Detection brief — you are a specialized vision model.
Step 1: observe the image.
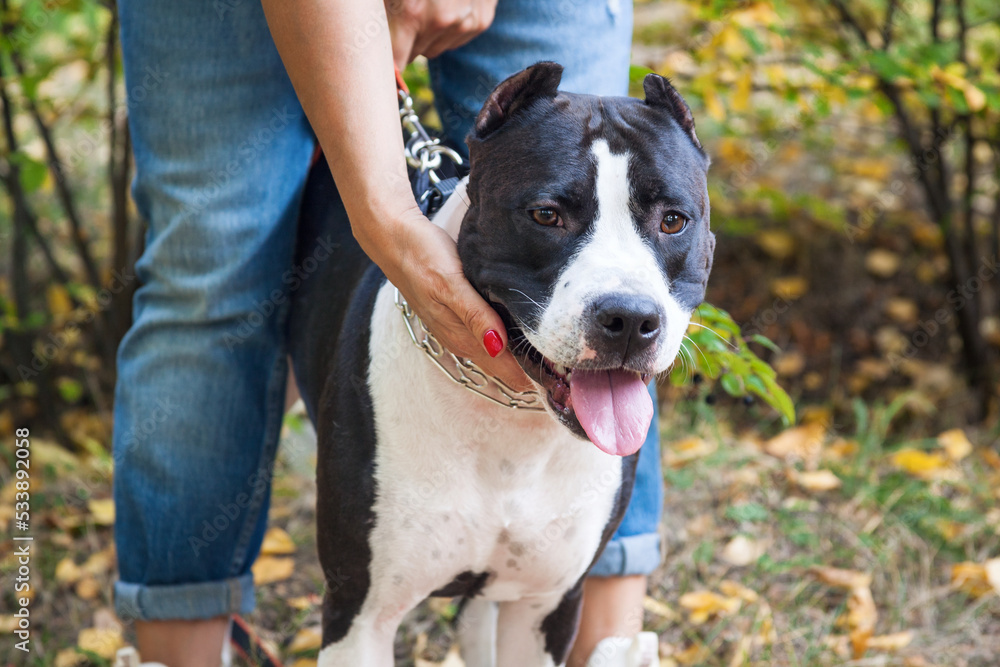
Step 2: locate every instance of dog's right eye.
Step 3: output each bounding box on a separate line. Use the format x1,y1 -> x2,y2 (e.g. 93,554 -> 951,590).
530,208 -> 561,227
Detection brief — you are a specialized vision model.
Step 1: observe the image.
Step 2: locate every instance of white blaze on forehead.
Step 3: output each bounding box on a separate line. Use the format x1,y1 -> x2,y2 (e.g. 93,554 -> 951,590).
527,138 -> 691,372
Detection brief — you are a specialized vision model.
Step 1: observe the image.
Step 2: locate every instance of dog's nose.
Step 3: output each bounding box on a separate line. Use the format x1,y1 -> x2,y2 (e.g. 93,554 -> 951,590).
589,294 -> 662,359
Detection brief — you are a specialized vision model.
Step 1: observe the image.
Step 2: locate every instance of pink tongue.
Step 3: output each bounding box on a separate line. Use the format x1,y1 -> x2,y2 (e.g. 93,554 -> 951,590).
570,369 -> 652,457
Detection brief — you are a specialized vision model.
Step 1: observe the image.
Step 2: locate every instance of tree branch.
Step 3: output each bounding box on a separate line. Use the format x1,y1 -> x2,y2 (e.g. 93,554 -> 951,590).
829,0 -> 873,49
7,50 -> 103,293
882,0 -> 898,49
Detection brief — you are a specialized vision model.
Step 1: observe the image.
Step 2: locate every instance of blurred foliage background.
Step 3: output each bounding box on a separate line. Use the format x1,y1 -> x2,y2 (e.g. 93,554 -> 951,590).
1,0 -> 1000,665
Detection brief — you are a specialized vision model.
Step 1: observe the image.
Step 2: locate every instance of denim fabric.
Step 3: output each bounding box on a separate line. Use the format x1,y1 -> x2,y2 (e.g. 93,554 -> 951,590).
589,383 -> 663,577
113,0 -> 658,622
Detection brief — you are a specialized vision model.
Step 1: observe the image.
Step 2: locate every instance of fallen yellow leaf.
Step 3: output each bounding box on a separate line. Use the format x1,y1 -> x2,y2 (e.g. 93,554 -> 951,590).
642,595 -> 679,621
951,561 -> 994,597
665,436 -> 715,467
679,590 -> 741,624
87,498 -> 115,526
867,631 -> 914,651
82,547 -> 115,576
773,351 -> 806,377
765,423 -> 825,467
721,535 -> 765,567
290,660 -> 318,667
824,438 -> 859,461
811,566 -> 871,590
54,649 -> 86,667
937,429 -> 972,461
891,448 -> 950,481
770,276 -> 809,300
288,626 -> 322,653
260,526 -> 297,555
75,576 -> 101,600
77,627 -> 125,659
847,585 -> 877,658
674,642 -> 711,666
287,595 -> 320,610
55,557 -> 83,585
252,556 -> 295,585
865,249 -> 901,278
986,558 -> 1000,595
718,580 -> 759,603
789,468 -> 842,492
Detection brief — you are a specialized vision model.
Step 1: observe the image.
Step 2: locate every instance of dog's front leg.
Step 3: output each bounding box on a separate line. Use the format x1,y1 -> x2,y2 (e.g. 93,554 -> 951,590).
496,583 -> 584,667
316,606 -> 406,667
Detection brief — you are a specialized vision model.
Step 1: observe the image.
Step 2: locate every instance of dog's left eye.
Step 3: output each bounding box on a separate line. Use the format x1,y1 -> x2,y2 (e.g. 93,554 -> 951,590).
660,212 -> 689,235
530,208 -> 561,227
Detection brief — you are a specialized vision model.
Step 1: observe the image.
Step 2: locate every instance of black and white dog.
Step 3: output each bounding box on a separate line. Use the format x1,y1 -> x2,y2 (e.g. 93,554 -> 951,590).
288,62 -> 714,666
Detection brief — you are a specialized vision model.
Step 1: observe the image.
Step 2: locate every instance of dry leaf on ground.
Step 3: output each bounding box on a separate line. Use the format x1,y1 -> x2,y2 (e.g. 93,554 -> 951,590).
867,631 -> 914,651
891,448 -> 956,481
665,436 -> 715,466
865,249 -> 901,278
788,468 -> 842,492
721,535 -> 766,566
87,498 -> 115,526
288,625 -> 322,653
251,556 -> 295,585
260,526 -> 297,555
77,627 -> 125,659
679,590 -> 742,624
55,557 -> 83,585
765,423 -> 825,468
952,559 -> 1000,598
937,429 -> 972,461
811,566 -> 871,590
643,595 -> 679,620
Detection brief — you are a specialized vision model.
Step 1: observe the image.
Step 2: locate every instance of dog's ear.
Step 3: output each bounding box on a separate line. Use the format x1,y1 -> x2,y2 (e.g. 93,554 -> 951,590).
643,73 -> 703,151
474,62 -> 563,138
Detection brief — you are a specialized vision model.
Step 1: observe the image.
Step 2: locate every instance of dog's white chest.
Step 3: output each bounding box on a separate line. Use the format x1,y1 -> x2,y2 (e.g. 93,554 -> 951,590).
363,284 -> 622,604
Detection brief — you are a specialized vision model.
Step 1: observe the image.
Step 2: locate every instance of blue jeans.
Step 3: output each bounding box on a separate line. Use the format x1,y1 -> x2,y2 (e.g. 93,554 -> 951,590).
113,0 -> 658,622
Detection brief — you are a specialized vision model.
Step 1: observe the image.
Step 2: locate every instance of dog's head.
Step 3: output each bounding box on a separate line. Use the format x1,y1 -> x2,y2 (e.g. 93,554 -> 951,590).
458,62 -> 715,456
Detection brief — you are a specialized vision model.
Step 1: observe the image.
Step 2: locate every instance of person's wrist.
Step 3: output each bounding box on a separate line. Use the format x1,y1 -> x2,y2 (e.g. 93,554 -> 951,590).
349,194 -> 426,281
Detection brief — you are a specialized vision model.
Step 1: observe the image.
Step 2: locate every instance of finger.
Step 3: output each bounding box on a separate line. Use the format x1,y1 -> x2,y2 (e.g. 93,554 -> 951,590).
481,352 -> 535,393
418,11 -> 490,60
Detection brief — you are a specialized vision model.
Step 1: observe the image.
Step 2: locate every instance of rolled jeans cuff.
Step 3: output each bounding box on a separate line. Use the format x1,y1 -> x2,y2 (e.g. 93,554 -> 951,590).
114,574 -> 254,622
588,533 -> 662,577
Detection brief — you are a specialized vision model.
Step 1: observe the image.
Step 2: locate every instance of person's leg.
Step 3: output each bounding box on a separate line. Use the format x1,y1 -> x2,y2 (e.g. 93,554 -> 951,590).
113,1 -> 313,664
429,0 -> 634,152
569,383 -> 662,666
428,4 -> 663,663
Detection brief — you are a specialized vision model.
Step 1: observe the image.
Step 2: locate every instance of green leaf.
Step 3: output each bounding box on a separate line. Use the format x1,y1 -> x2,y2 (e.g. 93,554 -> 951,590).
56,377 -> 84,403
720,372 -> 743,396
11,153 -> 48,193
750,334 -> 782,354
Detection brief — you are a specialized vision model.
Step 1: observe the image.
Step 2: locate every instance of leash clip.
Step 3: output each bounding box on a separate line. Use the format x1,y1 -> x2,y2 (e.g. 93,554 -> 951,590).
399,89 -> 463,184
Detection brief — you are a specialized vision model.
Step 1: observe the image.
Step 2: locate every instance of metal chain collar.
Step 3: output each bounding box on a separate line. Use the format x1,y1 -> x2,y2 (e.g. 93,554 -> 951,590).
396,83 -> 544,411
394,288 -> 545,411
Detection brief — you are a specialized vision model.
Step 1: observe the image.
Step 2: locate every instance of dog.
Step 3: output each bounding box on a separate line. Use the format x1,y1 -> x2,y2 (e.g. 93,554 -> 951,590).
288,61 -> 714,666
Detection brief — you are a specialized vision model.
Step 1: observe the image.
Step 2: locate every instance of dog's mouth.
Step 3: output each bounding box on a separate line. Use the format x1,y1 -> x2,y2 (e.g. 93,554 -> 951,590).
504,318 -> 653,458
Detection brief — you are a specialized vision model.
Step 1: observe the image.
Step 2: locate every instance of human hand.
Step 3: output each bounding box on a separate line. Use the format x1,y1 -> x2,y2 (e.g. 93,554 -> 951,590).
386,0 -> 498,70
355,203 -> 533,393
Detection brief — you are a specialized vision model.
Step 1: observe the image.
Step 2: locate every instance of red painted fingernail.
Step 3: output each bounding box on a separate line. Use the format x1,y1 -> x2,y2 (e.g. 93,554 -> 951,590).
483,330 -> 503,358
